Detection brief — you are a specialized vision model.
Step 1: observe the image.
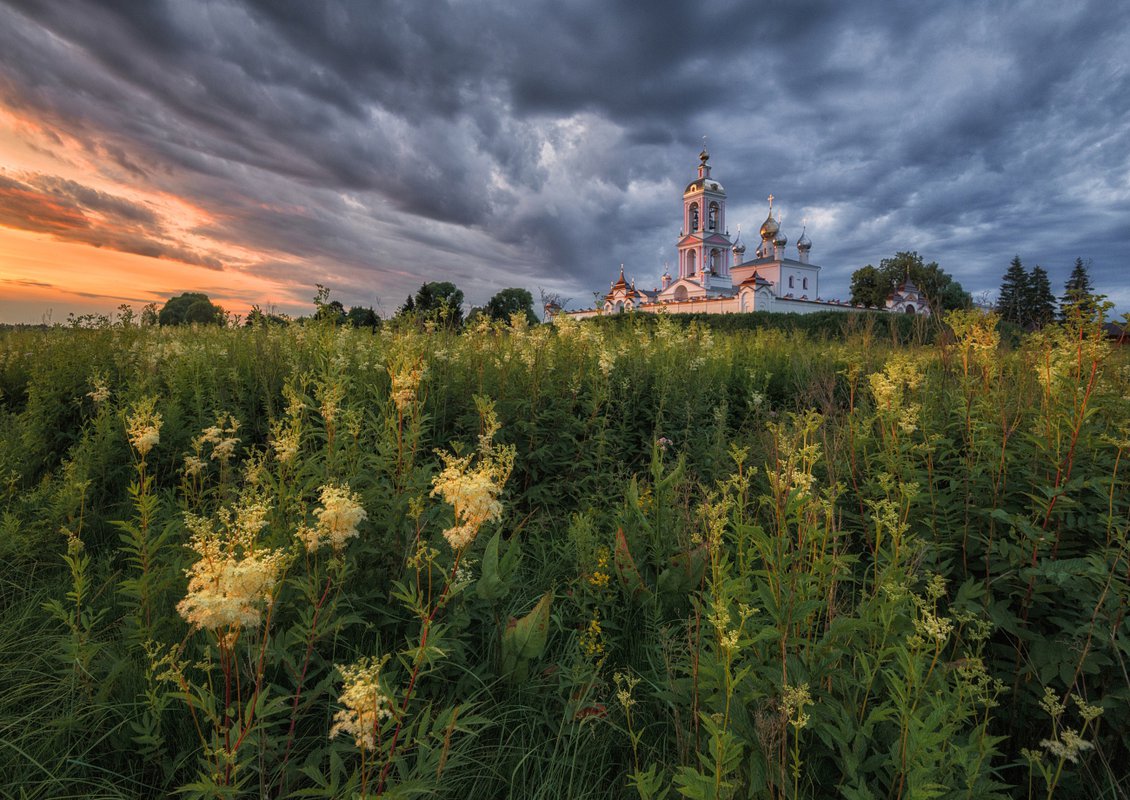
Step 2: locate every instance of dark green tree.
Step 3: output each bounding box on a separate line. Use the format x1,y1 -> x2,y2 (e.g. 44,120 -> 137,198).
158,292 -> 223,326
996,255 -> 1029,325
849,251 -> 970,313
849,265 -> 888,308
1060,257 -> 1097,320
313,300 -> 347,325
245,305 -> 289,326
1026,265 -> 1056,328
397,282 -> 464,327
347,306 -> 380,329
485,288 -> 538,325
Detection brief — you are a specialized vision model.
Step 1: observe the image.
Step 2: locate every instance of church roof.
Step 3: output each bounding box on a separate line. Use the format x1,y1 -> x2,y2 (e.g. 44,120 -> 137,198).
738,272 -> 772,288
684,178 -> 725,194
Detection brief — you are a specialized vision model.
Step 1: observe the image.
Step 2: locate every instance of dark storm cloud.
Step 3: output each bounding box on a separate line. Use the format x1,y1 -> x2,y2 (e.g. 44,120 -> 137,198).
1,0 -> 1127,311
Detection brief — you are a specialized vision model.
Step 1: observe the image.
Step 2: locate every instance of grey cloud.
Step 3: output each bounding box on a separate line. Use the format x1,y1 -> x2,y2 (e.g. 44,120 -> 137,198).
1,0 -> 1127,313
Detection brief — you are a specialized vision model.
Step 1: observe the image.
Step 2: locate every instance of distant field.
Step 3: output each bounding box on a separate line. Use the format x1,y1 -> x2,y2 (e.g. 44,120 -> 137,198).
0,312 -> 1125,799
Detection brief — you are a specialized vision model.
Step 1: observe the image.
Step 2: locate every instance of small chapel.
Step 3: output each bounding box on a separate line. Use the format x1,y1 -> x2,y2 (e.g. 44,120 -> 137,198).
561,147 -> 928,318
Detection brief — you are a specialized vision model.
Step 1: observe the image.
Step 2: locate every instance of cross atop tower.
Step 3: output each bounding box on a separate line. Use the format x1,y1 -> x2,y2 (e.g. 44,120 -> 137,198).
767,194 -> 774,209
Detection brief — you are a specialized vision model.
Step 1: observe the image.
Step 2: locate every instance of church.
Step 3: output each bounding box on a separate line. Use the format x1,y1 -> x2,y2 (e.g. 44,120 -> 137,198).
560,147 -> 927,318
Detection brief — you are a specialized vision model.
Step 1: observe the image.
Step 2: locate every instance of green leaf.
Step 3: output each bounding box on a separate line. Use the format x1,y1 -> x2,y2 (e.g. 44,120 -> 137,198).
615,527 -> 648,598
501,590 -> 553,680
477,530 -> 504,601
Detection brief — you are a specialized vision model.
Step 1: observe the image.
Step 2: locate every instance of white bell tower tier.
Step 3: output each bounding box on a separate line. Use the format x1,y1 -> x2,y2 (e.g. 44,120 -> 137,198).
676,146 -> 733,292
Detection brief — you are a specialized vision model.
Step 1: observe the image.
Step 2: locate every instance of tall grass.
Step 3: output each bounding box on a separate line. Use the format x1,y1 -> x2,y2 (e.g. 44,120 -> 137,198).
0,309 -> 1125,798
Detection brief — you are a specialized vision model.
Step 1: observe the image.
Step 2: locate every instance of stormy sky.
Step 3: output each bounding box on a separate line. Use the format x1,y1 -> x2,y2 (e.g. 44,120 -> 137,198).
0,0 -> 1127,321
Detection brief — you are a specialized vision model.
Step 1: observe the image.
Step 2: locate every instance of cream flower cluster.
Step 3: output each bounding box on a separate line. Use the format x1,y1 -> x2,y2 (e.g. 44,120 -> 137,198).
431,401 -> 515,552
176,498 -> 288,632
330,655 -> 393,751
389,362 -> 426,412
869,352 -> 925,433
781,682 -> 813,731
126,397 -> 162,457
299,483 -> 368,553
270,382 -> 306,464
200,414 -> 241,463
87,376 -> 110,405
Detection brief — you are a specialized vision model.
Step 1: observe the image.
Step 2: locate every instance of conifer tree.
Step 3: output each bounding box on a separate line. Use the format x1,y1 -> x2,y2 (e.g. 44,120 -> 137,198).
996,255 -> 1029,325
1026,265 -> 1056,328
1060,257 -> 1096,320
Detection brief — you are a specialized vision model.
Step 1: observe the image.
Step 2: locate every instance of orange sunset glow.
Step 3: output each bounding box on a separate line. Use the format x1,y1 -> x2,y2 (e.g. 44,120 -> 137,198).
0,107 -> 310,323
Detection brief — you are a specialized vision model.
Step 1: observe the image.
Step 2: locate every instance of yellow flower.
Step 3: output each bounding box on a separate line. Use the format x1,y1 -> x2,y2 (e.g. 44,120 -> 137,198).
580,610 -> 605,660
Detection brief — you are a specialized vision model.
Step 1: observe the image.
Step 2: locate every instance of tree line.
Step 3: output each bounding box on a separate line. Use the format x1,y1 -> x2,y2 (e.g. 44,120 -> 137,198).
154,282 -> 540,330
996,255 -> 1102,328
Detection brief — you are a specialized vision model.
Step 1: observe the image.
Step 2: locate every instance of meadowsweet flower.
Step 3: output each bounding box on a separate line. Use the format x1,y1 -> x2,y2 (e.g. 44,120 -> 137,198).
945,309 -> 1000,379
270,420 -> 300,464
781,683 -> 812,731
299,483 -> 367,553
868,352 -> 925,434
389,360 -> 426,412
598,346 -> 616,376
319,381 -> 345,425
1041,729 -> 1093,764
176,497 -> 287,632
1075,696 -> 1104,723
431,399 -> 515,552
87,377 -> 110,405
614,671 -> 639,711
1040,686 -> 1067,720
925,573 -> 947,601
184,455 -> 206,477
765,411 -> 823,500
915,610 -> 953,646
126,397 -> 162,457
330,655 -> 393,751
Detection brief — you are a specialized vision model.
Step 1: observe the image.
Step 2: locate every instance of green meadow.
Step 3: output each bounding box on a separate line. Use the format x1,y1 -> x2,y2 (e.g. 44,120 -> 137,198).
0,309 -> 1126,799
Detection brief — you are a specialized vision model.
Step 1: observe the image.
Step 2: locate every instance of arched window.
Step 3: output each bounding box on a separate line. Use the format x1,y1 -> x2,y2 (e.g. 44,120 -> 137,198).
788,275 -> 794,289
687,250 -> 696,275
802,277 -> 808,290
708,202 -> 719,231
905,304 -> 915,314
673,285 -> 689,301
689,203 -> 699,232
709,249 -> 720,273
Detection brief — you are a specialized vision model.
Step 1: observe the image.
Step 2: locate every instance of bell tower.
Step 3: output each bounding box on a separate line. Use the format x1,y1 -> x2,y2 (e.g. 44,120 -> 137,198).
677,144 -> 732,290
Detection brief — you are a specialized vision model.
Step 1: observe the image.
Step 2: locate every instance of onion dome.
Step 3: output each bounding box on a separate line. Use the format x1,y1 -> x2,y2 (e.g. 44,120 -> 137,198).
774,225 -> 787,248
796,226 -> 812,252
733,240 -> 746,256
759,211 -> 779,241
